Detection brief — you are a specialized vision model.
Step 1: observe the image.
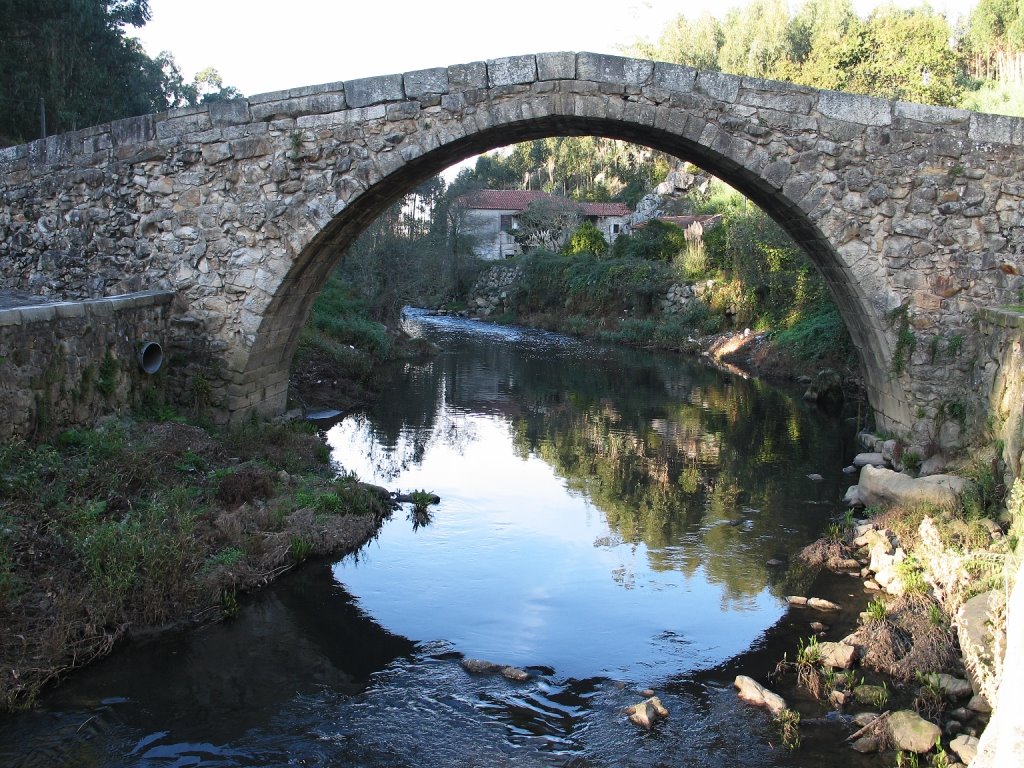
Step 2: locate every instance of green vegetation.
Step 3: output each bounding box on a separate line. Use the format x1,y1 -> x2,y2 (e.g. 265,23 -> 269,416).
0,1 -> 240,145
866,596 -> 888,622
627,0 -> 1024,116
0,416 -> 393,710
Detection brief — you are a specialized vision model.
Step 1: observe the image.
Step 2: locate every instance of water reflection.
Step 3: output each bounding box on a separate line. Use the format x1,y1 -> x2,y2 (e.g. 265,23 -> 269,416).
328,311 -> 853,680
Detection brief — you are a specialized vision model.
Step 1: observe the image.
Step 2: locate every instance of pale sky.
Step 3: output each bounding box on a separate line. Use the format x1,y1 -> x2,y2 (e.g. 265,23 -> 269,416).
135,0 -> 976,98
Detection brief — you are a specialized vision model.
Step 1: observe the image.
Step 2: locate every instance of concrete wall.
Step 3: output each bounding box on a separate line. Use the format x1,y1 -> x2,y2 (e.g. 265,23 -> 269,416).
0,291 -> 176,440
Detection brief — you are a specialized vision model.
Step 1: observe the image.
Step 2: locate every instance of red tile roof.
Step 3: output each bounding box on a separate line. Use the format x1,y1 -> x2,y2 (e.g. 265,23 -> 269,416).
463,189 -> 630,217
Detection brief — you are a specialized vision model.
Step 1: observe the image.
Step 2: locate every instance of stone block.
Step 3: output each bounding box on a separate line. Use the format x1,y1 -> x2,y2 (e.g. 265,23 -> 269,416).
404,67 -> 449,99
536,52 -> 575,80
487,55 -> 537,87
695,70 -> 740,102
447,61 -> 487,89
208,98 -> 251,127
156,112 -> 213,140
817,91 -> 891,126
110,114 -> 158,146
895,101 -> 971,125
652,62 -> 697,92
887,710 -> 941,754
969,113 -> 1019,145
344,74 -> 404,108
577,52 -> 653,86
250,92 -> 347,121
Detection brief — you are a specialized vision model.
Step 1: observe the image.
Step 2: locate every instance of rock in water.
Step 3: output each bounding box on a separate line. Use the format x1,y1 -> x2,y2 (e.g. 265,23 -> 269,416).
806,597 -> 841,611
857,464 -> 970,508
887,710 -> 941,754
461,659 -> 500,675
500,666 -> 530,682
734,675 -> 786,716
627,696 -> 669,729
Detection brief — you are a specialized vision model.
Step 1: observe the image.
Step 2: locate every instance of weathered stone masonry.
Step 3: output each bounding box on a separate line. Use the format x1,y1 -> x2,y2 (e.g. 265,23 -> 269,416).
0,51 -> 1022,452
0,291 -> 174,440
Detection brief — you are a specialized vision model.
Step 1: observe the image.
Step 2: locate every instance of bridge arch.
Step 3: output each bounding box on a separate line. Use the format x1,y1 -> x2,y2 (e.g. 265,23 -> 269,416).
2,52 -> 1022,448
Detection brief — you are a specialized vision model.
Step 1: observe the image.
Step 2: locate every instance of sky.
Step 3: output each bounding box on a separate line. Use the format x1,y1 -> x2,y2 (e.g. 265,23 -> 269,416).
135,0 -> 976,99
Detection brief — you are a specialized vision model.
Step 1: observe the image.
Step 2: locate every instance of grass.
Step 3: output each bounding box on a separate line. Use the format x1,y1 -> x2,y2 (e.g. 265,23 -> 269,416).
772,304 -> 852,363
0,416 -> 393,711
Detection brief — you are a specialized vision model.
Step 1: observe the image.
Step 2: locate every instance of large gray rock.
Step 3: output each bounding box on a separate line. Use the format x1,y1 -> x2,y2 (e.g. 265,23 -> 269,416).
734,675 -> 787,716
950,734 -> 979,764
818,641 -> 857,669
887,709 -> 941,754
858,465 -> 970,509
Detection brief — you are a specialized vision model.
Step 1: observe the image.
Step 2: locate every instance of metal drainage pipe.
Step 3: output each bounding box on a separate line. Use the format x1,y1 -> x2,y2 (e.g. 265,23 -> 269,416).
137,341 -> 163,374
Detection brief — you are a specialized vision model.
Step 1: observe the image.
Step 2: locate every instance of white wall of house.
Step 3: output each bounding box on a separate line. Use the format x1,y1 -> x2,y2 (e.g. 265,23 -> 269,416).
464,209 -> 629,260
464,208 -> 522,260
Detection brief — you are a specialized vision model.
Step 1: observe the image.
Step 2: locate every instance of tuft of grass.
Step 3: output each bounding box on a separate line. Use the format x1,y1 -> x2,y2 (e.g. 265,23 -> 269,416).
289,535 -> 314,564
866,597 -> 888,623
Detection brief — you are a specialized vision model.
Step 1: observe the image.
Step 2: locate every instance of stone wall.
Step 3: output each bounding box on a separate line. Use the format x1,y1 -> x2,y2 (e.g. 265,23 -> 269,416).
974,308 -> 1024,479
466,264 -> 521,316
1,51 -> 1022,439
0,291 -> 176,440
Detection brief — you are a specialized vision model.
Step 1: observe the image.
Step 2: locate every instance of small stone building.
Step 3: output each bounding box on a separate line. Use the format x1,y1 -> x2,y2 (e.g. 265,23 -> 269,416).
461,189 -> 630,259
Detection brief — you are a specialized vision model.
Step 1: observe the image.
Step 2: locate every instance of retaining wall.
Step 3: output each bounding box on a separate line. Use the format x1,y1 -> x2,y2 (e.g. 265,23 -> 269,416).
0,291 -> 176,440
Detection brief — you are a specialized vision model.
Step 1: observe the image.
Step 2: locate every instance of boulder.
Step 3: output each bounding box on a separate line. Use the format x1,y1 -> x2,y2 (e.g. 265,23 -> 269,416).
858,465 -> 970,509
500,666 -> 530,682
967,694 -> 991,713
854,452 -> 886,468
819,641 -> 857,669
803,368 -> 844,407
843,485 -> 864,508
627,696 -> 669,729
734,675 -> 787,716
950,734 -> 979,764
851,735 -> 880,753
807,597 -> 842,611
461,659 -> 500,674
935,674 -> 973,700
855,528 -> 894,553
919,453 -> 947,477
887,709 -> 942,754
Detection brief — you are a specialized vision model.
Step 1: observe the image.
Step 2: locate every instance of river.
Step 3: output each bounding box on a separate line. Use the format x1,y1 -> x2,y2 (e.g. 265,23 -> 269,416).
0,309 -> 878,767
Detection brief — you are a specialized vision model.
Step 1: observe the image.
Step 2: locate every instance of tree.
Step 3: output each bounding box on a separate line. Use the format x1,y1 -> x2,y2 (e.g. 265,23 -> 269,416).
0,2 -> 242,144
841,7 -> 963,106
718,0 -> 792,78
564,221 -> 609,257
514,198 -> 583,252
634,12 -> 724,71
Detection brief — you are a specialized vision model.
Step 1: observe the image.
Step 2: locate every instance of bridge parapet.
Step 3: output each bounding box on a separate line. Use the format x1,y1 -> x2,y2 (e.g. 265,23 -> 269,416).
1,52 -> 1022,451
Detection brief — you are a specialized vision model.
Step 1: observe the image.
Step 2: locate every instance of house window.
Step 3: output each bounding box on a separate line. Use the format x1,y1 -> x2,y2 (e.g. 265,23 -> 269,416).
612,223 -> 620,234
500,214 -> 513,233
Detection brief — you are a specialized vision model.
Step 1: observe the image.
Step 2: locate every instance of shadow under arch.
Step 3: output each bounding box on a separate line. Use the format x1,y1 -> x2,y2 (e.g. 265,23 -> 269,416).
247,112 -> 895,429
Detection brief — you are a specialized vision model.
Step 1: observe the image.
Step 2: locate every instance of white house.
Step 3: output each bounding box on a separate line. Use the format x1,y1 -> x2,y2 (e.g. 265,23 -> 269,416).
460,189 -> 631,260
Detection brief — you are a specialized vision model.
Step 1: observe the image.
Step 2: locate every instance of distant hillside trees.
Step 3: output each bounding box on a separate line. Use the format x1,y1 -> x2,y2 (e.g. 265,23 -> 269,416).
627,0 -> 1024,112
0,0 -> 239,145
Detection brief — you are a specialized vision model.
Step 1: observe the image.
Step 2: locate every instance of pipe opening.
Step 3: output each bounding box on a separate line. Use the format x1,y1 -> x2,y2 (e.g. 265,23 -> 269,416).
137,341 -> 163,374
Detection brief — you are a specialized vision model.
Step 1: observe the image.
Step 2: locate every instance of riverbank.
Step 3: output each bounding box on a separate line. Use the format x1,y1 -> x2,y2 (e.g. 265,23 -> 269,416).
0,417 -> 397,712
741,448 -> 1024,765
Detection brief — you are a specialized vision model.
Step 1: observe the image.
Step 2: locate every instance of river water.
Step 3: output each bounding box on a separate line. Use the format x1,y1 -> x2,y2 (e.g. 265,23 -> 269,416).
0,310 -> 877,767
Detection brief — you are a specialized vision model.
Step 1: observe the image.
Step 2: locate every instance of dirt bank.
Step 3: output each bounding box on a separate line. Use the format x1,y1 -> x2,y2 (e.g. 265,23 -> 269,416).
0,418 -> 395,711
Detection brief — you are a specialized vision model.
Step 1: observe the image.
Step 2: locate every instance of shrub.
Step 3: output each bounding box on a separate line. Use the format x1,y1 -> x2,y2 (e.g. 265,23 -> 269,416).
563,220 -> 608,257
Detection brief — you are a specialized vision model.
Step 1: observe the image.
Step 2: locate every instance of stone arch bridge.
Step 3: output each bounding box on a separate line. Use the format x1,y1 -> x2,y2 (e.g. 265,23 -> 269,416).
1,52 -> 1022,455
